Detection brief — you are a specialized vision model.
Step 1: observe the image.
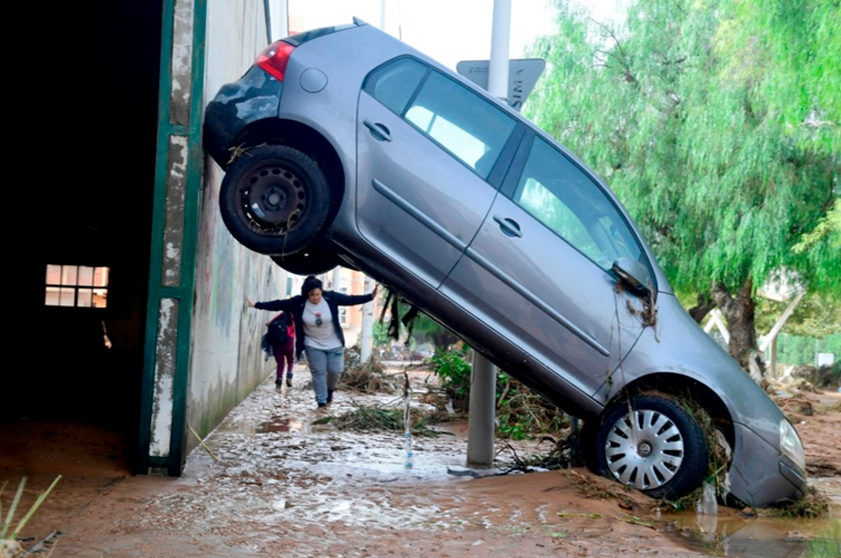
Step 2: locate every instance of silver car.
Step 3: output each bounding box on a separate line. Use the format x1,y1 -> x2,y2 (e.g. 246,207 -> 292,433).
204,19 -> 807,507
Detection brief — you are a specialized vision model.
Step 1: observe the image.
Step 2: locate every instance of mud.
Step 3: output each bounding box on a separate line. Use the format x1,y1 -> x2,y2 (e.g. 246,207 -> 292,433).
3,367 -> 839,558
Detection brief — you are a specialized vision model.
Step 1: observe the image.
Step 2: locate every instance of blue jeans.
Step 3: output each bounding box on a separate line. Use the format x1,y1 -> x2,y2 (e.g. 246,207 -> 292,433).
305,346 -> 344,405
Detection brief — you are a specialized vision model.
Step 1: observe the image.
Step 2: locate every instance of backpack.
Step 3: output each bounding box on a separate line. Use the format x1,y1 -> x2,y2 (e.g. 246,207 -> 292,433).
266,313 -> 290,345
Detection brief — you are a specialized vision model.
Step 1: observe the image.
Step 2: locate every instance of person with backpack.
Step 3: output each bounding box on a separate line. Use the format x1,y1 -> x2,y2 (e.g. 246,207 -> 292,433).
266,311 -> 295,387
246,276 -> 378,408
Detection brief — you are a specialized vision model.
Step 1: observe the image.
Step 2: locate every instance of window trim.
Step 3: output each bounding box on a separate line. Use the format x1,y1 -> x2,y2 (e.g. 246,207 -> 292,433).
501,131 -> 656,289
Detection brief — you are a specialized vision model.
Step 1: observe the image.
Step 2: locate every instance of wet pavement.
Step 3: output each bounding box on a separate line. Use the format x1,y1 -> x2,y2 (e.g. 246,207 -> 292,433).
8,365 -> 841,557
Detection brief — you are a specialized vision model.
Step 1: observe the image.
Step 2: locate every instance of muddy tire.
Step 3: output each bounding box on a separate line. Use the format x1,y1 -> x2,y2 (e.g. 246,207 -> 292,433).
220,145 -> 331,255
271,248 -> 342,276
587,394 -> 709,500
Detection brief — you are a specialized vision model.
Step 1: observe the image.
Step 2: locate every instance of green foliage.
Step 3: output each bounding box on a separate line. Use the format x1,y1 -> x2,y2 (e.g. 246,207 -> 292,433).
428,349 -> 568,439
372,320 -> 391,348
526,0 -> 840,302
429,347 -> 472,401
756,293 -> 841,339
776,332 -> 841,365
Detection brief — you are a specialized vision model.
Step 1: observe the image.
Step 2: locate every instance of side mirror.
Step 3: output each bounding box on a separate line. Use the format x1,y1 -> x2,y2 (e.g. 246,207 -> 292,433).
612,257 -> 653,296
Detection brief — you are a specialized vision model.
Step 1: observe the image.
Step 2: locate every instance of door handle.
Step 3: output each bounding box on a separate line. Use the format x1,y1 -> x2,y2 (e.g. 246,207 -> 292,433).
364,119 -> 392,142
493,215 -> 522,238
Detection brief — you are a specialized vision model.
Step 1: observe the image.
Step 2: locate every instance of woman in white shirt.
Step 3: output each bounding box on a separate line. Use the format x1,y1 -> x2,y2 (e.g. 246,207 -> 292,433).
248,276 -> 378,408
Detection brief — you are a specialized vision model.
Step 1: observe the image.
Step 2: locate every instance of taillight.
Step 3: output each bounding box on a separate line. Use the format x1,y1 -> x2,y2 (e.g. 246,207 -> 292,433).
256,41 -> 295,81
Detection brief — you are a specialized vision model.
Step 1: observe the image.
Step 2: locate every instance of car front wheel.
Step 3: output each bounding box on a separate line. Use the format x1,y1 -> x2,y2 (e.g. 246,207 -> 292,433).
220,145 -> 331,255
586,393 -> 709,500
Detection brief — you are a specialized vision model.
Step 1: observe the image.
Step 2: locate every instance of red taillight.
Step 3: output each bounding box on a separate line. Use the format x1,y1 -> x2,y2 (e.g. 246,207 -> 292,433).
256,41 -> 295,81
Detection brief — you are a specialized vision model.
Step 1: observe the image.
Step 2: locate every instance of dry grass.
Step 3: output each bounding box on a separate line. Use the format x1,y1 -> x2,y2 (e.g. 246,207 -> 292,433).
338,345 -> 397,394
312,405 -> 447,437
769,486 -> 832,519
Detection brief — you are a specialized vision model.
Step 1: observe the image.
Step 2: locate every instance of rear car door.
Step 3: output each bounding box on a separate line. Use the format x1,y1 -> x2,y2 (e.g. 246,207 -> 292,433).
356,58 -> 520,288
441,133 -> 651,395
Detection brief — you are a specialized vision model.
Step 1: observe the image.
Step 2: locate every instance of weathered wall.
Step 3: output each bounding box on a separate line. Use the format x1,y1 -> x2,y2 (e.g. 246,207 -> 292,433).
187,0 -> 287,443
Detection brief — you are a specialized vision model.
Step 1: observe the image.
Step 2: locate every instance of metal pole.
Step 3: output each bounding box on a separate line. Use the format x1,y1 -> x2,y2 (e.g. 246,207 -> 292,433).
488,0 -> 511,101
380,0 -> 387,31
277,0 -> 289,40
360,275 -> 375,363
331,267 -> 341,292
467,0 -> 510,468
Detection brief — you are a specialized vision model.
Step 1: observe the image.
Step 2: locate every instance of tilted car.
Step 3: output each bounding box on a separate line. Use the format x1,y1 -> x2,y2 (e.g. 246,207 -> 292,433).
204,19 -> 807,507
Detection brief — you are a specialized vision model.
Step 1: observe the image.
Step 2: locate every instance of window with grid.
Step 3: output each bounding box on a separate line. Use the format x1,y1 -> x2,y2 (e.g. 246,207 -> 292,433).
45,265 -> 109,308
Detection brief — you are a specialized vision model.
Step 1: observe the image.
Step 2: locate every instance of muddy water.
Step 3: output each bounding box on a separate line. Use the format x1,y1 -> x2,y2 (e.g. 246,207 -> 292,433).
15,367 -> 839,558
665,514 -> 840,558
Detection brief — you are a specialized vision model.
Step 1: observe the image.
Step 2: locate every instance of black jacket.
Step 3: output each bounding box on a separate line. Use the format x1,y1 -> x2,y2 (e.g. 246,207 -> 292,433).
255,291 -> 374,358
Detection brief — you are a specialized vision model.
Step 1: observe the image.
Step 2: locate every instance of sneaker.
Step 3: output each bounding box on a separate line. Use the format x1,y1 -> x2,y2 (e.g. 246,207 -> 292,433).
317,402 -> 328,408
275,378 -> 283,386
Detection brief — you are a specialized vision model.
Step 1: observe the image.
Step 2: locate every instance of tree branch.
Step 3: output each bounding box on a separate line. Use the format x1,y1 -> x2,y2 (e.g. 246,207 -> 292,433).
688,295 -> 716,324
588,16 -> 637,86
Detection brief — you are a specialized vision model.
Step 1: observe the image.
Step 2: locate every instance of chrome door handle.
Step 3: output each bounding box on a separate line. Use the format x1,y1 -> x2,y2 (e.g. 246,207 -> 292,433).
493,215 -> 522,238
364,119 -> 392,142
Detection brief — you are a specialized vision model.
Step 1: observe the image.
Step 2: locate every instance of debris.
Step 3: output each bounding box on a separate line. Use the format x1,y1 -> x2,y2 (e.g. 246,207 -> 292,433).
561,469 -> 638,509
769,486 -> 831,519
1,476 -> 62,541
188,425 -> 219,462
27,530 -> 60,554
616,514 -> 656,529
339,345 -> 397,394
557,512 -> 603,519
0,540 -> 24,558
312,405 -> 445,437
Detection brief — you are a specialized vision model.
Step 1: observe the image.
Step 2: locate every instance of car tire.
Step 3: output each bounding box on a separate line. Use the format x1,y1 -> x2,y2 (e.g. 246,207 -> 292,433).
271,248 -> 342,276
220,145 -> 331,255
586,393 -> 709,500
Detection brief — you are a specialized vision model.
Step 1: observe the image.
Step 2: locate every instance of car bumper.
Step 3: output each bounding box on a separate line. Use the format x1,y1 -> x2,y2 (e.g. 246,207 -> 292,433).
204,66 -> 283,169
728,422 -> 808,508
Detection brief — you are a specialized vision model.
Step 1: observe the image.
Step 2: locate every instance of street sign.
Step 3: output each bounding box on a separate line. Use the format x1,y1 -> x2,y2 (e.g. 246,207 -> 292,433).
456,58 -> 546,112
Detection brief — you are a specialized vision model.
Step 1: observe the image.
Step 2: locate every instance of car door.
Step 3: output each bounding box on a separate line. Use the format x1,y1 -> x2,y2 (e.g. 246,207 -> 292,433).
356,58 -> 519,288
441,133 -> 652,395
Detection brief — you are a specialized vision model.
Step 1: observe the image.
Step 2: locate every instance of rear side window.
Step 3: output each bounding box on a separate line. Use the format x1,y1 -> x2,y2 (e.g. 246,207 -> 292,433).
364,58 -> 428,115
405,72 -> 516,179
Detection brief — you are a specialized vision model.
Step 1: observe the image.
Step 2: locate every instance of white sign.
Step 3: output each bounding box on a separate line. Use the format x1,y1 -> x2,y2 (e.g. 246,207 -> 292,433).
817,353 -> 835,367
456,59 -> 546,112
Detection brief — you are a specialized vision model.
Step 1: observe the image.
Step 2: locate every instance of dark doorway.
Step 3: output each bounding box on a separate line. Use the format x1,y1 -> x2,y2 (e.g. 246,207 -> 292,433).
3,0 -> 164,477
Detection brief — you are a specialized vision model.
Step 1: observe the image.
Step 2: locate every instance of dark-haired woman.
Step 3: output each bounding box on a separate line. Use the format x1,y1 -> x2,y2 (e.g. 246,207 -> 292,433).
247,276 -> 378,408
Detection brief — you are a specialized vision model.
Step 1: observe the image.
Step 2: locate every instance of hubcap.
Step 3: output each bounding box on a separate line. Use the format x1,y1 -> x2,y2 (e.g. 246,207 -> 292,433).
238,163 -> 307,234
605,409 -> 685,490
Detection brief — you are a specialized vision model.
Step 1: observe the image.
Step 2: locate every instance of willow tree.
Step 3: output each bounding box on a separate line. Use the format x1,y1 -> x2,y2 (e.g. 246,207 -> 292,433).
527,0 -> 839,371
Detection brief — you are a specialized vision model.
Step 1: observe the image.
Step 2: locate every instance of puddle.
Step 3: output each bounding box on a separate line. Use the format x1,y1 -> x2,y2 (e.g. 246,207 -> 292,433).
665,513 -> 840,558
256,417 -> 310,433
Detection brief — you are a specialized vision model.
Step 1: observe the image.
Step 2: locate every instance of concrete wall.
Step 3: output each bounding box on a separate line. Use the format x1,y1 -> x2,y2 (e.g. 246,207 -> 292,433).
187,0 -> 287,442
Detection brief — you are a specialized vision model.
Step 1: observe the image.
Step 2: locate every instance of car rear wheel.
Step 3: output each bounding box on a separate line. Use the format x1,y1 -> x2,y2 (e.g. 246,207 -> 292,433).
271,248 -> 342,276
584,393 -> 709,500
220,145 -> 331,255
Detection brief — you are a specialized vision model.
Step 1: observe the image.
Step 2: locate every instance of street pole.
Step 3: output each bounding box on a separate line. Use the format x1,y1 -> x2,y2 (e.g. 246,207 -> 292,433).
360,276 -> 375,363
380,0 -> 387,31
466,0 -> 510,469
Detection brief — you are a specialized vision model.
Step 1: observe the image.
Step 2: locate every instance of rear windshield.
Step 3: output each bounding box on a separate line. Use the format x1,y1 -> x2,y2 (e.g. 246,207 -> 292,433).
284,24 -> 357,47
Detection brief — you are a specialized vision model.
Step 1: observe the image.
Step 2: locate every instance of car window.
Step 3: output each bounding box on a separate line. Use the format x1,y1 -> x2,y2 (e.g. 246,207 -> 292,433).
405,71 -> 516,180
365,58 -> 428,115
513,137 -> 644,271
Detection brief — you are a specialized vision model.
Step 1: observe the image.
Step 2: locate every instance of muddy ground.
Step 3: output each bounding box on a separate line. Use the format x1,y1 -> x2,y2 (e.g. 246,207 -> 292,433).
2,366 -> 839,558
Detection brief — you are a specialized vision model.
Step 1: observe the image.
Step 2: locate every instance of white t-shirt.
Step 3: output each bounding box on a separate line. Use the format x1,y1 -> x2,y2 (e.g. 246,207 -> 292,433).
302,297 -> 342,350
